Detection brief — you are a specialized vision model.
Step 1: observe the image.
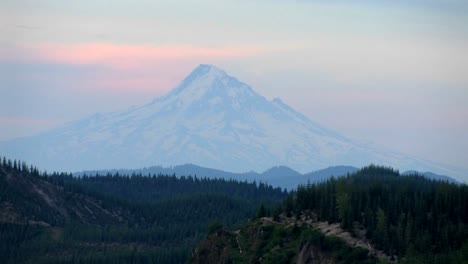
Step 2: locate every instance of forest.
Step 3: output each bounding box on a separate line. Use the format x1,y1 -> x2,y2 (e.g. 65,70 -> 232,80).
0,156 -> 286,264
192,165 -> 467,264
290,165 -> 468,263
1,156 -> 467,263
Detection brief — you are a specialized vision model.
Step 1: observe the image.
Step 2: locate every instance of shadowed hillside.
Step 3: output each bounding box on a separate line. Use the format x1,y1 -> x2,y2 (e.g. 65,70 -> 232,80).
0,157 -> 286,264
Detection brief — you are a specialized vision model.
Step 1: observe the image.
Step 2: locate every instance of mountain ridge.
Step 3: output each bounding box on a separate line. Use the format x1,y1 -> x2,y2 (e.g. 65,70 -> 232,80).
74,163 -> 458,189
74,164 -> 357,190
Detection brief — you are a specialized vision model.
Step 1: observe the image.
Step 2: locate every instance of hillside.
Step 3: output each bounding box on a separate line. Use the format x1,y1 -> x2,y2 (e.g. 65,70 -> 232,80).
191,216 -> 381,264
191,166 -> 468,263
0,157 -> 286,264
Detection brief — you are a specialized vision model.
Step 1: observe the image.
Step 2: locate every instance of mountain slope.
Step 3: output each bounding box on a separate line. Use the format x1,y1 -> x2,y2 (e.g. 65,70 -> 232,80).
191,217 -> 380,264
0,162 -> 126,226
0,64 -> 464,180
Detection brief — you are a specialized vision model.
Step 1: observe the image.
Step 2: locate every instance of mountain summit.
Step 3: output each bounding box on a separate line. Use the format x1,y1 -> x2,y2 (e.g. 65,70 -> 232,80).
151,64 -> 260,113
0,65 -> 463,179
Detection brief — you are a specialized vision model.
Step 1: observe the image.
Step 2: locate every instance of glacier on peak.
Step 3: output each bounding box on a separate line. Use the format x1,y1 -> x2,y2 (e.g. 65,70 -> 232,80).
150,64 -> 259,112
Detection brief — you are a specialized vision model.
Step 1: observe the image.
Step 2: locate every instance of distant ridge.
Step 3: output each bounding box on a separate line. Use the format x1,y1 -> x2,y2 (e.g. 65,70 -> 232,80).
75,164 -> 357,190
402,170 -> 459,183
75,164 -> 458,190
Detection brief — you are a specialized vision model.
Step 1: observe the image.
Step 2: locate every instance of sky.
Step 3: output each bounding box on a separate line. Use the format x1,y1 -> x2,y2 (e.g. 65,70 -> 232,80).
0,0 -> 467,169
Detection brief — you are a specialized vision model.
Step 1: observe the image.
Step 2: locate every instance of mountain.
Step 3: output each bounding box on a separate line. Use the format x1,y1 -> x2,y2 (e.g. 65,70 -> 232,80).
261,166 -> 302,179
402,170 -> 459,183
0,64 -> 465,180
304,165 -> 359,182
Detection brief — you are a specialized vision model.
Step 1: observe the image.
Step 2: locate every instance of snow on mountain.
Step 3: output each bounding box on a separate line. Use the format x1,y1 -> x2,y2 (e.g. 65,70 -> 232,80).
0,64 -> 465,180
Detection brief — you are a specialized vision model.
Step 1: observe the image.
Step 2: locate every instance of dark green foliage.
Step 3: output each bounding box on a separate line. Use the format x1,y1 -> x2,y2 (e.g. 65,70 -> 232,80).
294,165 -> 468,263
256,203 -> 266,218
0,156 -> 286,264
206,221 -> 223,235
192,221 -> 379,264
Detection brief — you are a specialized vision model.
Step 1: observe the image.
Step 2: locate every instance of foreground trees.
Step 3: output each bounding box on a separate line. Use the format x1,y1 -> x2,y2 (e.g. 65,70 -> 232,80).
293,165 -> 468,262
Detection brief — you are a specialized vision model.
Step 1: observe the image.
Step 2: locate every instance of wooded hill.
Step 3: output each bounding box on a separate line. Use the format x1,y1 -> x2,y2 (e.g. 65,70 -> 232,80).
0,157 -> 286,264
192,165 -> 468,263
293,165 -> 468,262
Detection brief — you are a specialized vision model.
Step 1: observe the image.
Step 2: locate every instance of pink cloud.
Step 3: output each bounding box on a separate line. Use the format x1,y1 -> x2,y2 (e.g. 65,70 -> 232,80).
75,58 -> 208,93
3,43 -> 263,69
0,43 -> 265,93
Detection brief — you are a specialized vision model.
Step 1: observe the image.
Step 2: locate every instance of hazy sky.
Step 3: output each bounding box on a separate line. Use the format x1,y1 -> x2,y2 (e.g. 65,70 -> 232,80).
1,0 -> 467,169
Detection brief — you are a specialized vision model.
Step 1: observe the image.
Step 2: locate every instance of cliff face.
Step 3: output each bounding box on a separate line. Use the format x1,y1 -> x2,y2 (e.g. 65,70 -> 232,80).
191,216 -> 379,264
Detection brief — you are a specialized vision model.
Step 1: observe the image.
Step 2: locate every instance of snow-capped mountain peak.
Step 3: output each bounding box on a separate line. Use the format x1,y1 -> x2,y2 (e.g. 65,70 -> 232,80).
150,64 -> 259,113
167,64 -> 254,97
188,64 -> 227,80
